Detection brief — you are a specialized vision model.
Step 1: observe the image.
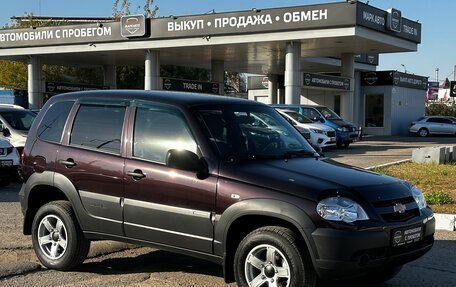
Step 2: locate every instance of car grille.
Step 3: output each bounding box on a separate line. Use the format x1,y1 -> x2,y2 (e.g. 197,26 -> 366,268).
372,196 -> 420,222
326,131 -> 336,137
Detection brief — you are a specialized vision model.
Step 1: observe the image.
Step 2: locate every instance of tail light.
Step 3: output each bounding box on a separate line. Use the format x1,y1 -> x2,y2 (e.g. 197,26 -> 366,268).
21,148 -> 25,164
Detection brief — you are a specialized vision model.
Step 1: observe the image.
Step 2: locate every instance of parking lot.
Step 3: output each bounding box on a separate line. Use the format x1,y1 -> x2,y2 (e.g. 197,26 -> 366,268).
1,136 -> 455,286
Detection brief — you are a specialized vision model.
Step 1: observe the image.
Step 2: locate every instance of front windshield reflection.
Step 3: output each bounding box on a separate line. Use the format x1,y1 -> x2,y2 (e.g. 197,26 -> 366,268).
195,105 -> 316,161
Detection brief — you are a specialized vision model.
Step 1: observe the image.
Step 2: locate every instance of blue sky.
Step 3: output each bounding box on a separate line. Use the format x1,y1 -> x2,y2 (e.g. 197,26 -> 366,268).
1,0 -> 455,82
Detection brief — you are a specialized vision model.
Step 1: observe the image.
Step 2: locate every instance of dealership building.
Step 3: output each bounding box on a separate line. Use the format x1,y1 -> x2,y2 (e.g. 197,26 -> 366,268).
0,1 -> 427,135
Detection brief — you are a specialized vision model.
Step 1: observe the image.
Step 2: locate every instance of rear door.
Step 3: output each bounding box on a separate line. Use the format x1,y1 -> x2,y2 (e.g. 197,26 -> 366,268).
56,100 -> 128,236
123,103 -> 217,253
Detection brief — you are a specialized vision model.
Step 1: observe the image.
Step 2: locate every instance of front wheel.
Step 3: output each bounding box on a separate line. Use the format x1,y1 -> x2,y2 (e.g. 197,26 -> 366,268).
234,226 -> 317,287
31,201 -> 90,270
418,128 -> 429,137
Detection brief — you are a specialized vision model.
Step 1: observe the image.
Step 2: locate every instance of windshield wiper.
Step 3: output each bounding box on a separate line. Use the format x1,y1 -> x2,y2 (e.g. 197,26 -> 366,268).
282,149 -> 317,158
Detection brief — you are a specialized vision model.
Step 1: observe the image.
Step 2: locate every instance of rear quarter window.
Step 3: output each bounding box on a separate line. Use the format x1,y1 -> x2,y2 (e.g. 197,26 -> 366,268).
70,105 -> 126,154
37,101 -> 74,143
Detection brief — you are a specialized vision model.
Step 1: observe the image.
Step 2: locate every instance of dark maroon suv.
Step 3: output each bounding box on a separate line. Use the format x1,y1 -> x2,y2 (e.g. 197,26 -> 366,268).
20,90 -> 435,287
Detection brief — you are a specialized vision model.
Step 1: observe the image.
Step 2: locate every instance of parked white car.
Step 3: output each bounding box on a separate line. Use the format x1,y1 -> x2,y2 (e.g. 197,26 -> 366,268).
0,105 -> 36,153
0,136 -> 20,187
277,109 -> 337,148
409,116 -> 456,137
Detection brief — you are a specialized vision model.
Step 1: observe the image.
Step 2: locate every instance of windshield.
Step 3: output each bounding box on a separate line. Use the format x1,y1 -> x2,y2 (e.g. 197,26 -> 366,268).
194,105 -> 315,161
315,106 -> 341,120
282,110 -> 313,124
0,110 -> 36,131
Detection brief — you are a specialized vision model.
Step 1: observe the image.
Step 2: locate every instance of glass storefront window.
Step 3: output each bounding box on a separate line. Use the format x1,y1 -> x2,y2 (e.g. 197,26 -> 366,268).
365,94 -> 384,127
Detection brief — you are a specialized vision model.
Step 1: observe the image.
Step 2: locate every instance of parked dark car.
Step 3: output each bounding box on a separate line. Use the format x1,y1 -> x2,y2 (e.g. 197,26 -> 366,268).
409,116 -> 456,137
20,91 -> 435,287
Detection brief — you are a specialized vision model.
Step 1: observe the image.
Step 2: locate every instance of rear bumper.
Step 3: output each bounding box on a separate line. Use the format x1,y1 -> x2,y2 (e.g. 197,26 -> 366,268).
310,214 -> 435,279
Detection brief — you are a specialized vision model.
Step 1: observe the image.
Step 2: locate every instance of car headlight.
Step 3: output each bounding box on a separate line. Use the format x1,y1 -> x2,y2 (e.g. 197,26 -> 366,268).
310,128 -> 324,134
316,197 -> 369,223
337,127 -> 349,132
411,185 -> 427,210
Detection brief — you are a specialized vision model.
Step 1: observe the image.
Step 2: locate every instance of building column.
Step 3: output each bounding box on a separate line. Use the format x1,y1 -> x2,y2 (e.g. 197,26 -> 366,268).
103,64 -> 117,89
340,53 -> 355,122
145,50 -> 160,90
27,56 -> 42,109
211,60 -> 224,95
284,42 -> 301,104
268,74 -> 278,104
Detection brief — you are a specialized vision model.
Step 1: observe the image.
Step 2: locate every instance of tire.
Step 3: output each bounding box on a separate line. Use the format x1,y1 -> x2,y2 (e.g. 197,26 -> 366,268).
234,226 -> 317,287
336,142 -> 350,149
418,128 -> 429,137
31,200 -> 90,271
363,265 -> 403,284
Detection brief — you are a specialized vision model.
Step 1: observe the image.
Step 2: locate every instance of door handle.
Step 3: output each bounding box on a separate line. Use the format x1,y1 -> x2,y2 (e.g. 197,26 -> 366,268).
59,159 -> 76,168
127,169 -> 146,180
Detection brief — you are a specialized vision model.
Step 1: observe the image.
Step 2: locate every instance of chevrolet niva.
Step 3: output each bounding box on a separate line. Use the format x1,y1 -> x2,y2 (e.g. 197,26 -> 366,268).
20,91 -> 435,287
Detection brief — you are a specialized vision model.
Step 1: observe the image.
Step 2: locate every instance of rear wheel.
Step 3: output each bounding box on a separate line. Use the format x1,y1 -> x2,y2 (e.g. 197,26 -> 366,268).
234,226 -> 317,287
32,201 -> 90,270
418,128 -> 429,137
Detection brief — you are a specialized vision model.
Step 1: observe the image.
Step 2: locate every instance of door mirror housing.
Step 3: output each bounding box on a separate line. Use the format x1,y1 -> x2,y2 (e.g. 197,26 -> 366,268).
2,126 -> 11,137
166,149 -> 209,178
319,117 -> 325,123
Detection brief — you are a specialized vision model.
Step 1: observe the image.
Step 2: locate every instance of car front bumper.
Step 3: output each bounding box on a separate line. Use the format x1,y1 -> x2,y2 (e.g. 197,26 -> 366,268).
336,130 -> 359,144
310,213 -> 435,279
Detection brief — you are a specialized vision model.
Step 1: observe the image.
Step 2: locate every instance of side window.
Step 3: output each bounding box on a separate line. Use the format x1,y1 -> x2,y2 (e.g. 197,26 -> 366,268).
133,107 -> 197,163
70,105 -> 126,154
439,118 -> 452,124
301,108 -> 320,121
37,101 -> 74,143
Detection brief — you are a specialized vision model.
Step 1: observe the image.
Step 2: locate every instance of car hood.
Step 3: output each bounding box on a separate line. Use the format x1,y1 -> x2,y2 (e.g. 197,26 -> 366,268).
300,122 -> 334,132
220,157 -> 401,201
331,119 -> 356,128
0,137 -> 12,148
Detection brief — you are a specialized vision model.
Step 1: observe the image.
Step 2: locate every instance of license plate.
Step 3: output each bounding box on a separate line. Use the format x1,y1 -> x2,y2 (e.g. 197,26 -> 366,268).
0,160 -> 13,167
392,226 -> 423,247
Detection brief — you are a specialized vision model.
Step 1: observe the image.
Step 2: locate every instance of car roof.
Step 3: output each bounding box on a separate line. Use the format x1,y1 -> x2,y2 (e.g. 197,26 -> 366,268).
0,104 -> 25,110
271,104 -> 324,108
46,90 -> 263,108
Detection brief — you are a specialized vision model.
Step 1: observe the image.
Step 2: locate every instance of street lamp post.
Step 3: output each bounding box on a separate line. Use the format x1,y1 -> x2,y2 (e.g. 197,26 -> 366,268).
401,64 -> 407,73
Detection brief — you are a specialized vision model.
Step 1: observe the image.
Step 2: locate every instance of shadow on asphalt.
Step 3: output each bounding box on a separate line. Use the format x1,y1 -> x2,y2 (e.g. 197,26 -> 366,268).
72,238 -> 456,287
0,183 -> 20,203
77,249 -> 223,278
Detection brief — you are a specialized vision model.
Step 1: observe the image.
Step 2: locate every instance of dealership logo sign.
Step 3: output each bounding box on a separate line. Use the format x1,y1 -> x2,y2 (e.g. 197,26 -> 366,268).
387,8 -> 402,33
121,14 -> 146,38
363,72 -> 378,85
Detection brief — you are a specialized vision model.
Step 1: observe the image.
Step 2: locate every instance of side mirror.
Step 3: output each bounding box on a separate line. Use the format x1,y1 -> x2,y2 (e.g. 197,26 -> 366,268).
319,118 -> 325,123
165,149 -> 209,179
2,127 -> 11,137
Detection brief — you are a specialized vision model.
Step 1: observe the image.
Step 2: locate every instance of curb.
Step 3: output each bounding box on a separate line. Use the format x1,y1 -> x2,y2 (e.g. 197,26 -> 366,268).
366,160 -> 456,232
365,159 -> 412,170
434,213 -> 456,231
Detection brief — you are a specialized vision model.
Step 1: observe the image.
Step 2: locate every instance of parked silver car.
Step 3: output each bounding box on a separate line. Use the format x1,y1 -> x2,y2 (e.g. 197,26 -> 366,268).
409,116 -> 456,137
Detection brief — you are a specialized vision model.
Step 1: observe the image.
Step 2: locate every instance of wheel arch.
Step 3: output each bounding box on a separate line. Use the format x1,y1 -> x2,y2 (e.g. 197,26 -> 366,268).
22,171 -> 86,235
214,199 -> 317,283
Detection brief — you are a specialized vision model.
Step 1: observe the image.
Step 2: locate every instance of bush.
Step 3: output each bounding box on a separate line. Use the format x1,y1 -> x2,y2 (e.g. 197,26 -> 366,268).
425,191 -> 454,205
426,103 -> 456,117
